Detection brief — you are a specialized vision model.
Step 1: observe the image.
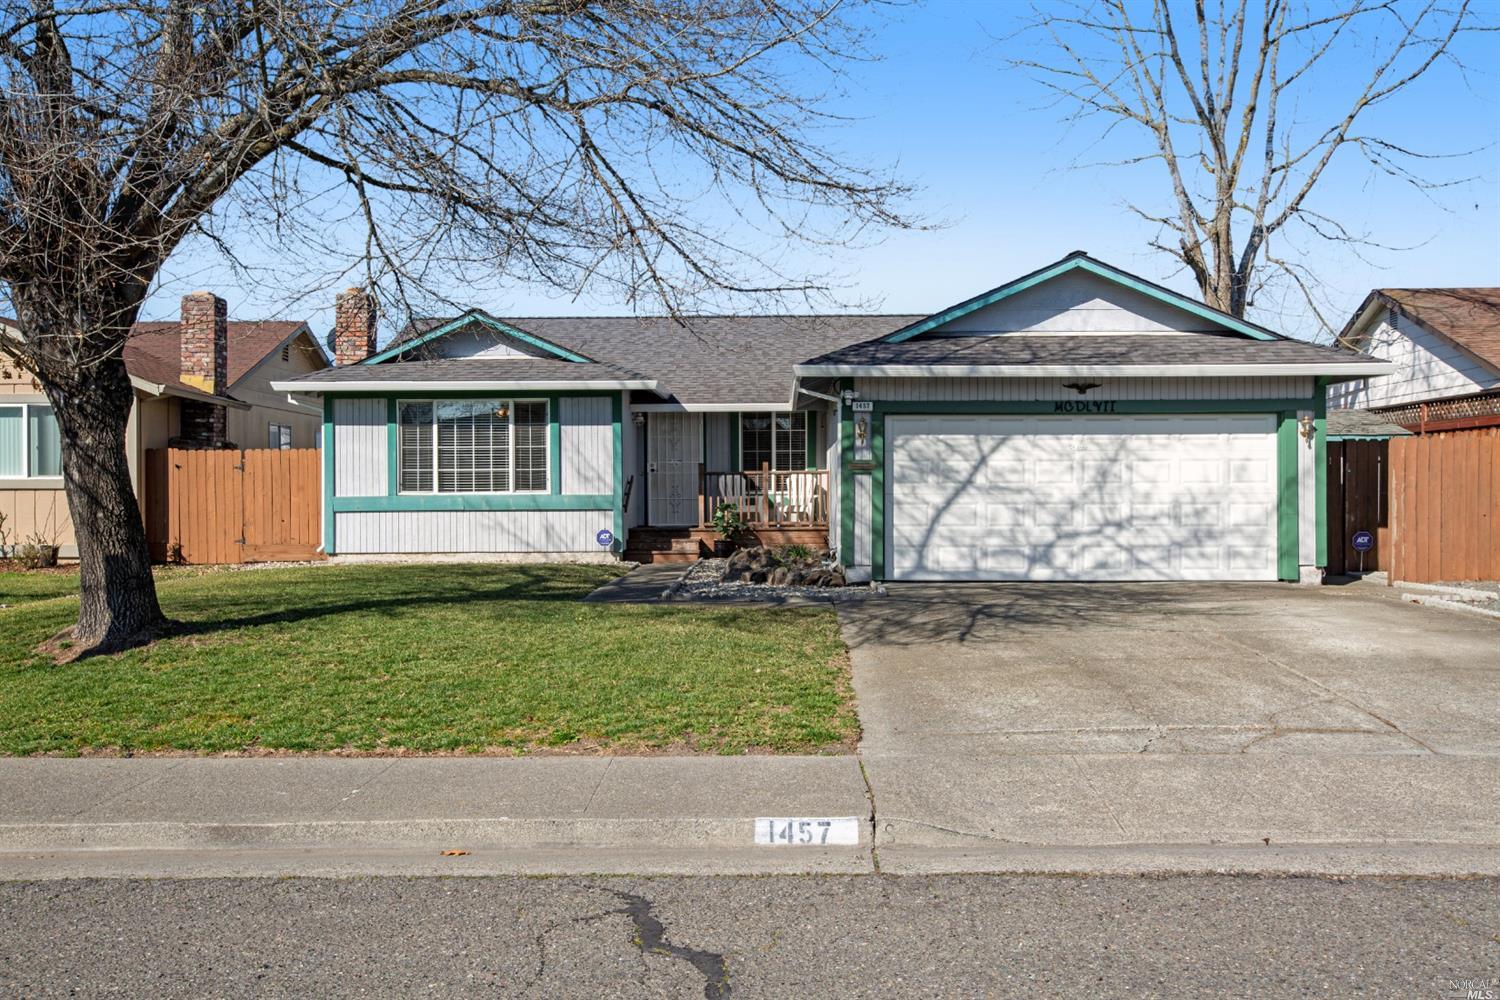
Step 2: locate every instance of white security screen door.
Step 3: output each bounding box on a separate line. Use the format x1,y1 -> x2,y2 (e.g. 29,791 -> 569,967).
887,414 -> 1279,581
648,413 -> 704,526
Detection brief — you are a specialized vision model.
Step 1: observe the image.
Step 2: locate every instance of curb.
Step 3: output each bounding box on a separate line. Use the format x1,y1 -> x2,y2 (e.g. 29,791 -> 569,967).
0,816 -> 873,853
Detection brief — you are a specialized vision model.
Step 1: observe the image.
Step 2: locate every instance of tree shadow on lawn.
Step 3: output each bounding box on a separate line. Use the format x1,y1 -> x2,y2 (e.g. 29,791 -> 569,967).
162,563 -> 796,642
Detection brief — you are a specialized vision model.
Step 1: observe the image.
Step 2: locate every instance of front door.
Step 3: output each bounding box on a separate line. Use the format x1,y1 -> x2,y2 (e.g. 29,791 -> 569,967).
648,413 -> 703,527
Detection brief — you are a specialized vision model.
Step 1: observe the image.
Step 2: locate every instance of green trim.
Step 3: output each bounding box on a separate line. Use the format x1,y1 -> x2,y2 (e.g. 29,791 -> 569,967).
729,413 -> 740,470
385,398 -> 398,497
333,494 -> 612,514
364,311 -> 592,365
549,404 -> 563,496
883,255 -> 1278,344
1314,395 -> 1328,568
611,394 -> 624,552
805,411 -> 819,470
871,413 -> 886,580
838,382 -> 854,568
322,396 -> 336,555
1277,412 -> 1299,582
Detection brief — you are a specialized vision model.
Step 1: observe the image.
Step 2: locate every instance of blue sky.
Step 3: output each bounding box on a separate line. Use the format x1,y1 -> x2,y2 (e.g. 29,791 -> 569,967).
152,1 -> 1500,344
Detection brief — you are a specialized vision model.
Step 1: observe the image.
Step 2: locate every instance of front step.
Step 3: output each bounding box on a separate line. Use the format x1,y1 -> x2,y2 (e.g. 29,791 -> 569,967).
625,530 -> 704,564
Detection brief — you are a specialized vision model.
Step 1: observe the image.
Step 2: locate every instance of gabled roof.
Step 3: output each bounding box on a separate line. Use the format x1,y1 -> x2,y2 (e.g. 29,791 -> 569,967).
364,313 -> 919,407
367,309 -> 593,364
1341,288 -> 1500,373
127,320 -> 313,392
882,251 -> 1283,344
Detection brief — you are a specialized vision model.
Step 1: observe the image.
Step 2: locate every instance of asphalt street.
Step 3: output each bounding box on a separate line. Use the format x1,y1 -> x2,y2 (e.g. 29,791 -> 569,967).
2,875 -> 1496,998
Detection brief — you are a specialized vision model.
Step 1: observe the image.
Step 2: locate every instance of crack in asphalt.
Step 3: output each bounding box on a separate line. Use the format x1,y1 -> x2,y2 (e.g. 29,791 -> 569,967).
609,890 -> 730,999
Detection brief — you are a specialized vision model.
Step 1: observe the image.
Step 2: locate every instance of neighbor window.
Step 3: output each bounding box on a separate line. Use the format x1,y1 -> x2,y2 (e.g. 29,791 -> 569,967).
398,399 -> 548,493
0,403 -> 61,478
740,412 -> 807,473
268,423 -> 292,450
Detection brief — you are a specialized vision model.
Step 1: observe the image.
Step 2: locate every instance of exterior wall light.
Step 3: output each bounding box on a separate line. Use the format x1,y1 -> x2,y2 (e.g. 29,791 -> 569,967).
1298,412 -> 1316,445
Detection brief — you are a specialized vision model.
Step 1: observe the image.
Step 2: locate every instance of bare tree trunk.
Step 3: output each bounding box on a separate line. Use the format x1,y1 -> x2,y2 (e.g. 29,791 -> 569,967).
42,350 -> 168,653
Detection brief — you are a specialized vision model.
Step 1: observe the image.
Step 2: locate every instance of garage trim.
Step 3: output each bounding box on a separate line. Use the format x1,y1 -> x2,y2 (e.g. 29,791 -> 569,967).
840,397 -> 1319,582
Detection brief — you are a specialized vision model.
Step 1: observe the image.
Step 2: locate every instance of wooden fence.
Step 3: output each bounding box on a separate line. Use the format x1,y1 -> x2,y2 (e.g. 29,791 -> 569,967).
1388,428 -> 1500,583
1325,440 -> 1391,575
144,448 -> 323,564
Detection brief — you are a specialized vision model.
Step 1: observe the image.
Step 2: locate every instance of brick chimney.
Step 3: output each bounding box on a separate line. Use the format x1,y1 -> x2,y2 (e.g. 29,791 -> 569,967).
180,291 -> 227,395
178,292 -> 228,448
333,288 -> 377,366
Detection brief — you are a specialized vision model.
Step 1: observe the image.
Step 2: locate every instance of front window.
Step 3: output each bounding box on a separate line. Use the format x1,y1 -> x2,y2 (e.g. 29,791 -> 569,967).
0,403 -> 61,478
741,412 -> 807,472
268,423 -> 292,450
398,398 -> 548,493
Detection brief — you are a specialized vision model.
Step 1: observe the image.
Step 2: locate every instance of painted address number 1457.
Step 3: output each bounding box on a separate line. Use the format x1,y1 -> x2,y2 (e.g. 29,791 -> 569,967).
754,817 -> 861,846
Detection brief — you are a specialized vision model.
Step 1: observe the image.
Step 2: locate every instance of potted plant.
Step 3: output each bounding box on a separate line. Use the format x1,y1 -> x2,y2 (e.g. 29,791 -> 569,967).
708,503 -> 746,557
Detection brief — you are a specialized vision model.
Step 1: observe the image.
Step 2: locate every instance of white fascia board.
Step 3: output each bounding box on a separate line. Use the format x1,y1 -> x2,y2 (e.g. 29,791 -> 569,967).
270,379 -> 661,393
792,362 -> 1399,379
630,401 -> 794,413
129,375 -> 165,396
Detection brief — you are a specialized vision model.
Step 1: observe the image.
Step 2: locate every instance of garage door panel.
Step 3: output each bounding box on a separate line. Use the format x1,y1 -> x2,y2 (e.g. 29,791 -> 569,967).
888,414 -> 1277,582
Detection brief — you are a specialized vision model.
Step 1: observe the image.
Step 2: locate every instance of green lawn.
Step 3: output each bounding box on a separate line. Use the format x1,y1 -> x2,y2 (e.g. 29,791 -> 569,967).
0,563 -> 857,756
0,567 -> 84,607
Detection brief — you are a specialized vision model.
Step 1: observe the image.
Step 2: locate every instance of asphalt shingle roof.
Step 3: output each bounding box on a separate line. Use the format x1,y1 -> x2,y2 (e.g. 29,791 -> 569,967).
126,320 -> 309,399
296,357 -> 654,385
1326,408 -> 1411,438
1344,288 -> 1500,372
386,315 -> 923,405
798,333 -> 1372,368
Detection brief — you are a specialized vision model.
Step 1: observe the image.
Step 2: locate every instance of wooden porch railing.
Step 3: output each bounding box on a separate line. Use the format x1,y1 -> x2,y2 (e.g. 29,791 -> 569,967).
700,465 -> 829,528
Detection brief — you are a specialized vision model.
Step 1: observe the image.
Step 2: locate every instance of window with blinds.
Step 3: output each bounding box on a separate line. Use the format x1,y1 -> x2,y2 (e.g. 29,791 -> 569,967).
740,412 -> 806,472
397,399 -> 548,493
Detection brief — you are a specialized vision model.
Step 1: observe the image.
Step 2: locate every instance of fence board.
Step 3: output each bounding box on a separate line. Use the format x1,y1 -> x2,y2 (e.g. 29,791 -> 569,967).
144,447 -> 323,565
1387,429 -> 1500,583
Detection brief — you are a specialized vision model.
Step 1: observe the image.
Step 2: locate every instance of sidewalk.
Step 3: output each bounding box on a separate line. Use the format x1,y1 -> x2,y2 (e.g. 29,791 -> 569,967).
3,752 -> 1497,878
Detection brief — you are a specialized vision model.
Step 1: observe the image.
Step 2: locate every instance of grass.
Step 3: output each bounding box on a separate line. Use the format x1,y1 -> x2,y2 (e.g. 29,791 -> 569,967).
0,565 -> 84,607
0,563 -> 858,756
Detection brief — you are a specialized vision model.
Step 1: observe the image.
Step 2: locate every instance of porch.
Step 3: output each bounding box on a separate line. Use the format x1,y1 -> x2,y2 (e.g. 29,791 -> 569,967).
625,410 -> 832,563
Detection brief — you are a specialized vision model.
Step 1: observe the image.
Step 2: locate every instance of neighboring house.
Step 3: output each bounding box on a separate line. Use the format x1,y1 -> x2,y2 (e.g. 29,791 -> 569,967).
278,253 -> 1390,582
1330,288 -> 1500,432
0,293 -> 328,557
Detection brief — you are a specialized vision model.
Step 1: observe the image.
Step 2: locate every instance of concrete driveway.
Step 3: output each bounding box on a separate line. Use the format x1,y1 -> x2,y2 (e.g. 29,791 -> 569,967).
838,583 -> 1500,861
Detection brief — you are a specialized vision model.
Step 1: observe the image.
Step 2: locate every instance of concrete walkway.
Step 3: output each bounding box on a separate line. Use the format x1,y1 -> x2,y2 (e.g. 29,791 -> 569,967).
580,563 -> 685,603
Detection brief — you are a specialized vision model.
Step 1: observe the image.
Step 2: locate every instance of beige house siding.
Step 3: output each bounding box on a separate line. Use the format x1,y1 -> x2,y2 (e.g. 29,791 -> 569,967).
2,330 -> 328,561
0,352 -> 74,555
226,333 -> 325,449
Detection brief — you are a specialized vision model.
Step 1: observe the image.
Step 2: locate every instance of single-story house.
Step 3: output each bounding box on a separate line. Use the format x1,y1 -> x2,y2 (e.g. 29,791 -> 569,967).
0,294 -> 327,557
277,252 -> 1392,582
1329,287 -> 1500,433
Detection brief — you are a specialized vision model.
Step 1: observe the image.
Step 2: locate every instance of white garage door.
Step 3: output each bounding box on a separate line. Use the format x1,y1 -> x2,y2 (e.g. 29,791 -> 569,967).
888,414 -> 1279,581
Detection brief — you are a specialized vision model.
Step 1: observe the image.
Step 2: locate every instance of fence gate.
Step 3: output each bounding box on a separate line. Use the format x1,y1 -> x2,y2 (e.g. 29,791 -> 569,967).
144,448 -> 323,564
1325,440 -> 1391,575
1388,428 -> 1499,584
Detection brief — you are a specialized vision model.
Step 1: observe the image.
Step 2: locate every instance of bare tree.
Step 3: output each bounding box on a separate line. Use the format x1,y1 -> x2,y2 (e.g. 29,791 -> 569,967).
0,0 -> 913,654
1014,0 -> 1479,330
